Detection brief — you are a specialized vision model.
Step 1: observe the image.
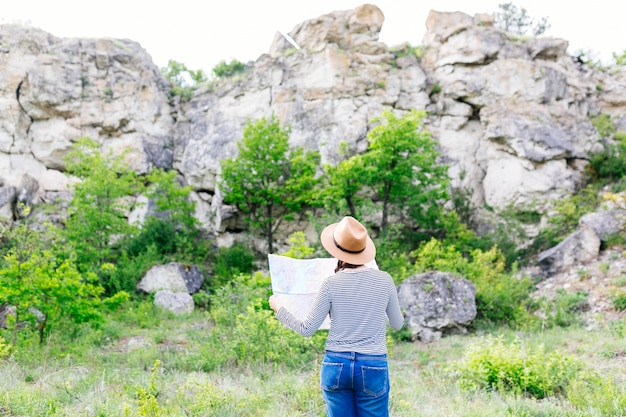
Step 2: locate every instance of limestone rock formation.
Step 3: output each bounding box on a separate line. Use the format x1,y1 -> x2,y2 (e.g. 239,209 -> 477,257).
1,4 -> 625,252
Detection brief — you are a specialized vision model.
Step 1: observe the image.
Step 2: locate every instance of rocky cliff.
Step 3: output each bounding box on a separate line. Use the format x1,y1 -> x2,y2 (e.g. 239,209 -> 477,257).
1,4 -> 625,250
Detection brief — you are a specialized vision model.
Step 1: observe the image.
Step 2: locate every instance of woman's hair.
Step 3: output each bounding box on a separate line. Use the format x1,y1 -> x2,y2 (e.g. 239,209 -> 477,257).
335,259 -> 363,273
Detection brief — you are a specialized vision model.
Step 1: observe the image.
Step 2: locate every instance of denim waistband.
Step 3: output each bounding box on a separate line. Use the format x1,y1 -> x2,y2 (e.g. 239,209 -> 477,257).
325,350 -> 387,361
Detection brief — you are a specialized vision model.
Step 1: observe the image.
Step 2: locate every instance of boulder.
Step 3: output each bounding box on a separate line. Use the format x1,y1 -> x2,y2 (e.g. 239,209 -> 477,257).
397,271 -> 476,343
137,262 -> 205,294
537,225 -> 601,277
154,290 -> 194,315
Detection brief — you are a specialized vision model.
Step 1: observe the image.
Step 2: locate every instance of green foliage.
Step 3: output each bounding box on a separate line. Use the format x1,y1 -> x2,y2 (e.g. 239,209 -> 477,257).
131,168 -> 205,260
531,184 -> 602,254
280,231 -> 315,259
389,42 -> 423,59
567,371 -> 626,415
591,113 -> 617,138
124,360 -> 166,417
219,115 -> 321,253
0,336 -> 11,359
610,290 -> 626,311
0,221 -> 103,345
374,224 -> 417,284
361,109 -> 449,236
107,247 -> 161,295
480,205 -> 531,266
64,137 -> 141,288
613,49 -> 626,66
320,142 -> 371,219
174,380 -> 252,415
212,59 -> 246,78
588,119 -> 626,185
102,290 -> 131,311
189,273 -> 325,371
413,239 -> 534,325
160,59 -> 207,101
494,2 -> 551,36
453,335 -> 581,399
532,290 -> 588,329
112,168 -> 209,294
208,243 -> 255,290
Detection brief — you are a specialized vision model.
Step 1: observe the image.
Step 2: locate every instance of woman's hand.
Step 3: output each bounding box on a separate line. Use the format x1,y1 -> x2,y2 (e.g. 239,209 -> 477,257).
269,294 -> 283,313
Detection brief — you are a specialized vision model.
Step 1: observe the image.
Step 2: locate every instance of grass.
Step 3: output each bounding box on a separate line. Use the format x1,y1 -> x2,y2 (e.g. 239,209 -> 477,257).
1,306 -> 625,416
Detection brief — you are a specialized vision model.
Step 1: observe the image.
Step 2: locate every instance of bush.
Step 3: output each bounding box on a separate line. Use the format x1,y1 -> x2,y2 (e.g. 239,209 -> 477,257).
611,290 -> 626,311
533,290 -> 588,329
413,239 -> 534,326
189,273 -> 325,371
567,371 -> 626,416
588,130 -> 626,186
209,243 -> 255,290
0,337 -> 11,360
453,335 -> 582,399
212,59 -> 246,78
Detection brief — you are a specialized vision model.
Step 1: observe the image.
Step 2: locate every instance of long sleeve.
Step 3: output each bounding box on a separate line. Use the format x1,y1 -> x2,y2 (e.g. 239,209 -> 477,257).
275,281 -> 331,337
387,285 -> 404,330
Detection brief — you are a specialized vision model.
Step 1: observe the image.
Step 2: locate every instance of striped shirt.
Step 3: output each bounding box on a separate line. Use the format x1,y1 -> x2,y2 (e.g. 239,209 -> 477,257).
275,267 -> 404,354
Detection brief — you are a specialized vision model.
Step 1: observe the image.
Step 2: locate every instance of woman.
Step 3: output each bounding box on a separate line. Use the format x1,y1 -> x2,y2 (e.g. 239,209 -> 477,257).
269,216 -> 404,417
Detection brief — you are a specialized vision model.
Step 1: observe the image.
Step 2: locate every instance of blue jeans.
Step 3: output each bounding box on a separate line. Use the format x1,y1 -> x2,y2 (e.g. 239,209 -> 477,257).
320,350 -> 390,417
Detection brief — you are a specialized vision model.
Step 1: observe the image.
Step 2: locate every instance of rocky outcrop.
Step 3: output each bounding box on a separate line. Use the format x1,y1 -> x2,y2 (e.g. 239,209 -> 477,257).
1,5 -> 625,253
0,24 -> 174,220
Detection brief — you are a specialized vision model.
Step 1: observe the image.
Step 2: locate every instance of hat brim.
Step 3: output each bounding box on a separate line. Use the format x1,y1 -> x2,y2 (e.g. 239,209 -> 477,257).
320,222 -> 376,264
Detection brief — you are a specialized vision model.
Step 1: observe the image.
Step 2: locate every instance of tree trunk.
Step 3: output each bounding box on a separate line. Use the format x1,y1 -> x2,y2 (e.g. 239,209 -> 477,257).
266,203 -> 274,254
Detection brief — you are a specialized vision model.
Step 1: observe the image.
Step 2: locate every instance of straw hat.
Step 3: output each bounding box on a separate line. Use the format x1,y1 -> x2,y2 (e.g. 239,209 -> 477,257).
320,216 -> 376,264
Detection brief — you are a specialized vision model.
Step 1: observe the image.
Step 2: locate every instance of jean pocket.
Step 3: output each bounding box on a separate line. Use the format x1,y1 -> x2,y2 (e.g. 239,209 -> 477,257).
362,366 -> 388,397
320,362 -> 343,391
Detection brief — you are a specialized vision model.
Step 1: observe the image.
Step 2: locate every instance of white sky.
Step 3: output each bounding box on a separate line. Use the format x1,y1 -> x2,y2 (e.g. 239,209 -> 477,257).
1,1 -> 623,75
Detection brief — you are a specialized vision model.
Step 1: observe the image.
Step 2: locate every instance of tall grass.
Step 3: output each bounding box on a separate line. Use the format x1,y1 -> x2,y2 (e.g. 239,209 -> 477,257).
1,305 -> 625,416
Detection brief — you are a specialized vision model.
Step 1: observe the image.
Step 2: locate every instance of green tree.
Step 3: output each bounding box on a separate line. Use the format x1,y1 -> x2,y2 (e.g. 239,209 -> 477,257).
494,2 -> 550,36
144,168 -> 203,258
361,109 -> 449,236
64,137 -> 141,288
160,59 -> 207,100
111,168 -> 210,294
219,115 -> 320,254
321,142 -> 369,218
0,217 -> 102,345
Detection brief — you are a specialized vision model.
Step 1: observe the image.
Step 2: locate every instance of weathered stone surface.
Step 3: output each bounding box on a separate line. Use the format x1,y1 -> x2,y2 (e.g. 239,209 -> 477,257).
397,271 -> 476,343
154,290 -> 194,315
0,5 -> 625,251
538,225 -> 601,277
137,262 -> 205,294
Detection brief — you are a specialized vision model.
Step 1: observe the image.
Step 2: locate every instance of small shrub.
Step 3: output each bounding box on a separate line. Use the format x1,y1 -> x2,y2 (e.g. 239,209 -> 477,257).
413,239 -> 533,326
175,380 -> 252,415
0,336 -> 11,359
614,49 -> 626,66
390,42 -> 423,59
611,291 -> 626,311
533,290 -> 588,329
567,371 -> 626,416
209,243 -> 255,290
281,231 -> 314,259
191,273 -> 324,371
123,360 -> 166,417
453,335 -> 582,399
212,59 -> 246,78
